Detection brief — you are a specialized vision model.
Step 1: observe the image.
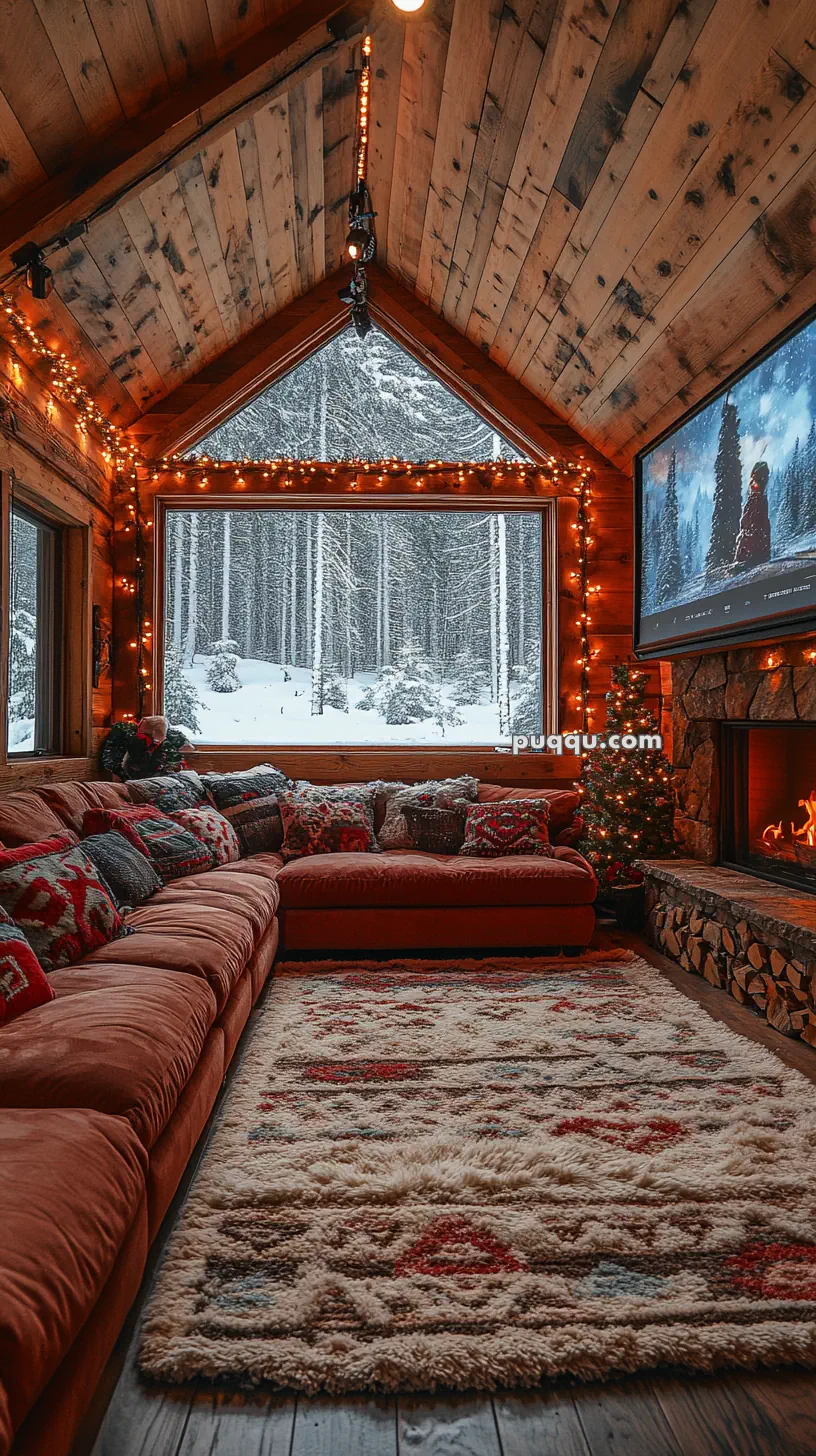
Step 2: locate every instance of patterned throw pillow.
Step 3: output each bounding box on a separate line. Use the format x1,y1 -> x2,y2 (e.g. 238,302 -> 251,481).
0,832 -> 78,866
201,765 -> 292,856
459,801 -> 554,858
294,781 -> 378,829
0,841 -> 125,971
82,807 -> 214,883
82,832 -> 162,907
378,776 -> 479,850
403,803 -> 467,855
170,807 -> 241,867
0,914 -> 54,1026
126,770 -> 208,812
278,792 -> 378,861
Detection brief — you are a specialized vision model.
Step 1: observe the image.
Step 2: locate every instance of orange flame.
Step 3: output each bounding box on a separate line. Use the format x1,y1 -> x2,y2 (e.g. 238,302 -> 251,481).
762,821 -> 784,848
793,790 -> 816,848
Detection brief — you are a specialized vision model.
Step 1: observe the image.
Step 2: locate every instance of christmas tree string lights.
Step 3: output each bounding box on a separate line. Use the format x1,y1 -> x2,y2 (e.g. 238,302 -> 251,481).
580,662 -> 675,884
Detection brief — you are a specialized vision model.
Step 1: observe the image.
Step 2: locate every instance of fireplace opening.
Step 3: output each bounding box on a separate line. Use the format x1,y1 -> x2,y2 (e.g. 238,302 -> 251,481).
721,722 -> 816,893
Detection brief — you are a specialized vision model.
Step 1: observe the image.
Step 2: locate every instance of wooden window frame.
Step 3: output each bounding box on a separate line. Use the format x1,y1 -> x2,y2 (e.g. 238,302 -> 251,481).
153,492 -> 559,756
1,469 -> 93,766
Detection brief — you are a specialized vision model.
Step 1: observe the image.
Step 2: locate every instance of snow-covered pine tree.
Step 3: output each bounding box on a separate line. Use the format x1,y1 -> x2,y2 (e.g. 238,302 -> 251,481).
654,449 -> 683,605
450,647 -> 490,705
164,643 -> 202,733
9,608 -> 36,721
206,638 -> 241,693
358,643 -> 445,725
705,395 -> 743,574
322,666 -> 349,711
510,641 -> 542,736
496,513 -> 511,736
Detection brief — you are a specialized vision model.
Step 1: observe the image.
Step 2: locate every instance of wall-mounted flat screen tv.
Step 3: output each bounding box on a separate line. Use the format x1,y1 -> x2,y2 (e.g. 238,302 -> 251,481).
635,308 -> 816,657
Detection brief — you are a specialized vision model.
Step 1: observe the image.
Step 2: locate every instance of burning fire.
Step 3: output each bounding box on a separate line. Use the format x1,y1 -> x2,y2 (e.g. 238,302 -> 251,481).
793,790 -> 816,848
762,790 -> 816,851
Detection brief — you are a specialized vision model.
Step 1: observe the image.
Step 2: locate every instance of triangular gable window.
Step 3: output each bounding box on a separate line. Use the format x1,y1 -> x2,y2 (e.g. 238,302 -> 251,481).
194,324 -> 525,462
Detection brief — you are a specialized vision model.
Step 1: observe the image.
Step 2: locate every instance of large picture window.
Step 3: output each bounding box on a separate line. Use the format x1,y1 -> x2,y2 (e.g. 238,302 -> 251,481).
163,507 -> 543,746
8,505 -> 61,755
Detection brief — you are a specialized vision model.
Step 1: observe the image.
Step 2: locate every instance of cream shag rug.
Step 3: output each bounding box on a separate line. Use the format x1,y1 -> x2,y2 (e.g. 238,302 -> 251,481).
139,952 -> 816,1393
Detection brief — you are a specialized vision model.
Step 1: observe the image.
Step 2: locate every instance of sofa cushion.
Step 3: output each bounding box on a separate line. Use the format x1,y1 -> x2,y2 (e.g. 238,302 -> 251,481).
0,964 -> 217,1147
82,807 -> 214,882
279,790 -> 378,860
0,839 -> 125,971
0,1380 -> 10,1456
277,846 -> 597,909
81,832 -> 162,908
0,918 -> 54,1027
0,791 -> 66,848
85,902 -> 255,1011
126,770 -> 209,812
477,783 -> 581,833
0,1107 -> 147,1435
169,806 -> 241,866
149,866 -> 280,940
460,800 -> 554,858
201,765 -> 292,855
35,781 -> 129,836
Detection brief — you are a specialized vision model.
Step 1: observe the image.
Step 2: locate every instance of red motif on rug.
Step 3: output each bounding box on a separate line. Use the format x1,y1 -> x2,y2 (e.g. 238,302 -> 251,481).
727,1243 -> 816,1301
305,1060 -> 424,1083
552,1115 -> 686,1153
395,1216 -> 523,1277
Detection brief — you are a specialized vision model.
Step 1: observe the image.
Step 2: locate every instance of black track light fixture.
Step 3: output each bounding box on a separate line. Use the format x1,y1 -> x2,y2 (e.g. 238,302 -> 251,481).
11,242 -> 54,300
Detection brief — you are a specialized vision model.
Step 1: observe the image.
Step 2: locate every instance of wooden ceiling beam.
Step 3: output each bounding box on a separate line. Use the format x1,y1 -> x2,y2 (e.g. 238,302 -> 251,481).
0,0 -> 369,276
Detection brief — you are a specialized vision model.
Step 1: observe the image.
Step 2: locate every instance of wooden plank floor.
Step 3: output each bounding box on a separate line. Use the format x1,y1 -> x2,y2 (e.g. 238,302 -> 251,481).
75,931 -> 816,1456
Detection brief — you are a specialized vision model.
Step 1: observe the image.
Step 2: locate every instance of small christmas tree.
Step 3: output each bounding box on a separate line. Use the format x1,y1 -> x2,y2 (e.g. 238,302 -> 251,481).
164,643 -> 202,734
206,638 -> 241,693
359,645 -> 446,726
580,663 -> 675,885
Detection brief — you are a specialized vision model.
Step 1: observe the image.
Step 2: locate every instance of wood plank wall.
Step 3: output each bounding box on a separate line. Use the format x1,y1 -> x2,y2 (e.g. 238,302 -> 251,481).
0,339 -> 115,790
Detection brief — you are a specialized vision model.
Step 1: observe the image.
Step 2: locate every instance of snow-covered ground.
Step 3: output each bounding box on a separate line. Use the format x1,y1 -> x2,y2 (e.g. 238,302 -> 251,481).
8,714 -> 34,753
181,657 -> 516,746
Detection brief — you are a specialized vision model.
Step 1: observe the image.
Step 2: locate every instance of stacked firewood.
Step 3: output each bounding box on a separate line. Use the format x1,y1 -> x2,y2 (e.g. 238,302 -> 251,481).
648,898 -> 815,1044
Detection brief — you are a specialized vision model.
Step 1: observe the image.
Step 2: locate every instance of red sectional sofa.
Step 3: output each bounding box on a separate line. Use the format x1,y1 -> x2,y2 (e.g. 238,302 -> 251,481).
0,776 -> 596,1456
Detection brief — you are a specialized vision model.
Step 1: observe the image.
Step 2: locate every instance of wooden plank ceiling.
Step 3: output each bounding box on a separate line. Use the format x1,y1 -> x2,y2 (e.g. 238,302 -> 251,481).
2,0 -> 815,469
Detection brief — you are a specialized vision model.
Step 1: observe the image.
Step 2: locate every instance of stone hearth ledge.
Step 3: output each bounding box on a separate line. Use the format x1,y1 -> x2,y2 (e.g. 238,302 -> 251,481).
638,858 -> 816,1042
639,858 -> 816,959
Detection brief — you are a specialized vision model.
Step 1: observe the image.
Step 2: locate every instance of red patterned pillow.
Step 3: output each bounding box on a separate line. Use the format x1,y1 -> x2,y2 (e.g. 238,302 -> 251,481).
0,914 -> 54,1026
82,807 -> 214,882
170,807 -> 241,866
459,801 -> 554,858
278,792 -> 377,861
0,842 -> 124,971
0,832 -> 78,866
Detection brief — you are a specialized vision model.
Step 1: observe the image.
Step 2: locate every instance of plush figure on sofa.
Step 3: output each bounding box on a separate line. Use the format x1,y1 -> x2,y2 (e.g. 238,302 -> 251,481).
100,716 -> 192,782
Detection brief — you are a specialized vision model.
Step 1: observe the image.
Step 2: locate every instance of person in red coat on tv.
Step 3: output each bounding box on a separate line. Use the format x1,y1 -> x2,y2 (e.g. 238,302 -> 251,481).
734,461 -> 771,566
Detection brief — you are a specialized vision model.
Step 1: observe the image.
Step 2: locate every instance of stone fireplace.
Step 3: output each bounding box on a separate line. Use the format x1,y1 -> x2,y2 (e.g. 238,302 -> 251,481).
720,721 -> 816,893
641,639 -> 816,1046
672,641 -> 816,865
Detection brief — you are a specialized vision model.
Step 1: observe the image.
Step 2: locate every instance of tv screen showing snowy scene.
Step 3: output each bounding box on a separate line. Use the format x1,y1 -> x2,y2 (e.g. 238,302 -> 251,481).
164,508 -> 542,745
637,310 -> 816,653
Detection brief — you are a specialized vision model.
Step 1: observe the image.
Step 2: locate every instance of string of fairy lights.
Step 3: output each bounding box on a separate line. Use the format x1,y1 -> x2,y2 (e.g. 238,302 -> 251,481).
0,292 -> 600,730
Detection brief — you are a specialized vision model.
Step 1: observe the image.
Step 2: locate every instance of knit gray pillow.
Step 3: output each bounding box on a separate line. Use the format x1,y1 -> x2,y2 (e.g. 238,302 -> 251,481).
378,777 -> 478,850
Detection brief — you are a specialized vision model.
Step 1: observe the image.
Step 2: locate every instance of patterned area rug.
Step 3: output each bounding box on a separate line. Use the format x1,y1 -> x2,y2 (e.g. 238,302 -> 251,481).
140,952 -> 816,1392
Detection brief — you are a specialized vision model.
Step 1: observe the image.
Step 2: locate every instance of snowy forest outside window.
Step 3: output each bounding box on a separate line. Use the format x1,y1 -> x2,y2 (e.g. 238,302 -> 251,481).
163,507 -> 543,746
8,505 -> 61,755
194,326 -> 524,462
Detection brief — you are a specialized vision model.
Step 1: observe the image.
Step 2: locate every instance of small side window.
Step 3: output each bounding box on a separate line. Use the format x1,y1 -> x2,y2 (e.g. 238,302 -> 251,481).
8,505 -> 62,755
